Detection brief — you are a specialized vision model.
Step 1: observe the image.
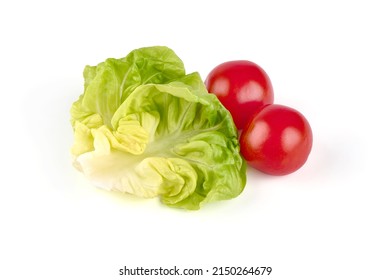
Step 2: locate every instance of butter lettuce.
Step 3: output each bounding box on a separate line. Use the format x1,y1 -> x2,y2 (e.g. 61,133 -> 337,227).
70,46 -> 246,210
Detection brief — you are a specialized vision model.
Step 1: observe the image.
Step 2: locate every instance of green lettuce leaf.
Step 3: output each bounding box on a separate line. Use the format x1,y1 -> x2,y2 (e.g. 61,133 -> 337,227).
70,46 -> 246,210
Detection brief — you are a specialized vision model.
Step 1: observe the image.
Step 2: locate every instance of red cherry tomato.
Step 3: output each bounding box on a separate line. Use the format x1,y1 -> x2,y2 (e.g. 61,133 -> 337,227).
240,104 -> 313,175
205,60 -> 274,129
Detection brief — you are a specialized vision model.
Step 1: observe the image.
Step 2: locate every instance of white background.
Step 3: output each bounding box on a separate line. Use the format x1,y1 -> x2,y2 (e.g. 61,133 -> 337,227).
1,0 -> 389,279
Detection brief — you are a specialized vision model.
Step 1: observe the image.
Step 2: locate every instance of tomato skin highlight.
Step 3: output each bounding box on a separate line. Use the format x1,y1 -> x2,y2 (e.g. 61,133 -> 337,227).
240,104 -> 313,176
205,60 -> 274,129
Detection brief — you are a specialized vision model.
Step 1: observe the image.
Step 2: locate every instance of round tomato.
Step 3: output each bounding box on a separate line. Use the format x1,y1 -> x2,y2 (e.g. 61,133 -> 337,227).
205,60 -> 274,129
240,104 -> 313,175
